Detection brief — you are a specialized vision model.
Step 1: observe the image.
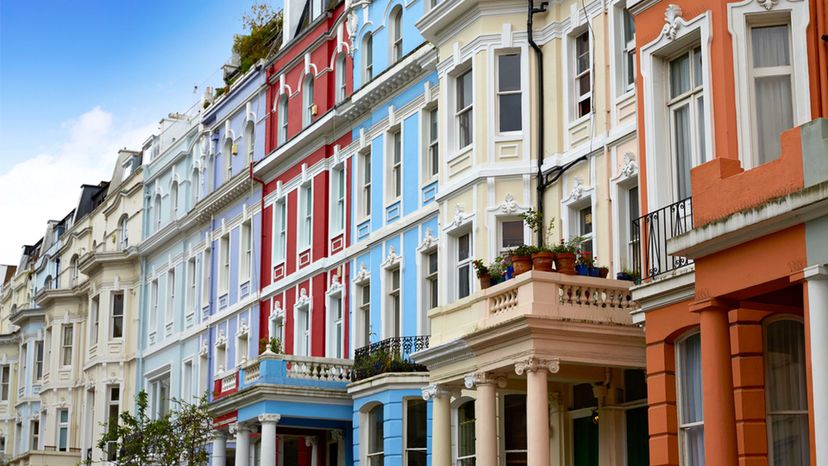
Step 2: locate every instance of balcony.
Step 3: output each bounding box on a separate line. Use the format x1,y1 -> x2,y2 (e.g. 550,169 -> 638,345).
428,270 -> 639,350
351,336 -> 430,382
236,353 -> 353,391
631,196 -> 694,280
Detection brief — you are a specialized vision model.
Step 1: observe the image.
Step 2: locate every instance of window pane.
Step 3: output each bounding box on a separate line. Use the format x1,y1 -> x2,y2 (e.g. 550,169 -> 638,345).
428,252 -> 438,274
406,399 -> 427,448
579,207 -> 593,235
576,33 -> 589,74
678,333 -> 703,424
670,53 -> 691,98
498,54 -> 521,91
458,234 -> 470,261
752,25 -> 790,67
459,265 -> 470,299
458,401 -> 476,457
673,103 -> 693,199
369,406 -> 384,453
696,95 -> 707,162
755,75 -> 793,165
626,407 -> 649,466
693,47 -> 703,88
499,94 -> 522,132
504,394 -> 527,450
573,416 -> 599,466
623,9 -> 635,42
629,186 -> 640,221
501,220 -> 524,248
769,414 -> 809,466
766,320 -> 807,411
459,111 -> 473,147
578,74 -> 591,96
683,425 -> 705,466
458,70 -> 473,110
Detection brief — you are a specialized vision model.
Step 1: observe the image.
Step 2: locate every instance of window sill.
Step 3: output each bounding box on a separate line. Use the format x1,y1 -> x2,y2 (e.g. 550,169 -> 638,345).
615,89 -> 635,104
568,113 -> 592,129
494,132 -> 523,142
447,145 -> 474,163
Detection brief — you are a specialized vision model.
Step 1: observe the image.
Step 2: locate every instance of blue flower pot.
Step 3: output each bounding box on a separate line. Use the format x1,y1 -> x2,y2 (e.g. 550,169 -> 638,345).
589,267 -> 600,277
575,264 -> 590,276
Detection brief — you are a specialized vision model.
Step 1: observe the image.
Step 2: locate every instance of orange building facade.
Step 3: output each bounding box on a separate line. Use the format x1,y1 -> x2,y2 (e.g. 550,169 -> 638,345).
629,0 -> 828,465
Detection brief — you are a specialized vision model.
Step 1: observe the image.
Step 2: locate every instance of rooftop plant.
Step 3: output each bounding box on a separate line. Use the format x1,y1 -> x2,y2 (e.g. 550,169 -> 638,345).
227,3 -> 284,86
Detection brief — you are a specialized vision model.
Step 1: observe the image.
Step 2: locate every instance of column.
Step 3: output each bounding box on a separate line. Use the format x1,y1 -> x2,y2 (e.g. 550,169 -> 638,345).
233,423 -> 251,466
516,358 -> 559,466
692,299 -> 738,466
258,414 -> 280,466
465,373 -> 503,466
306,436 -> 318,466
422,384 -> 453,466
805,265 -> 828,466
211,431 -> 227,466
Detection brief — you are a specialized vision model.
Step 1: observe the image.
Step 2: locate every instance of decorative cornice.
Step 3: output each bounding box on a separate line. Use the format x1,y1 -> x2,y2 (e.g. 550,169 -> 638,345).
618,153 -> 638,179
514,357 -> 561,375
417,228 -> 438,253
352,263 -> 370,285
295,288 -> 311,308
499,193 -> 519,214
381,246 -> 402,270
757,0 -> 778,10
420,384 -> 454,400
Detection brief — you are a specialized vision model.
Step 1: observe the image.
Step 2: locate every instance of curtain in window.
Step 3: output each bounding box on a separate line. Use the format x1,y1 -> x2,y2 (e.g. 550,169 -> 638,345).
766,320 -> 809,466
752,25 -> 793,165
678,332 -> 704,466
674,104 -> 693,200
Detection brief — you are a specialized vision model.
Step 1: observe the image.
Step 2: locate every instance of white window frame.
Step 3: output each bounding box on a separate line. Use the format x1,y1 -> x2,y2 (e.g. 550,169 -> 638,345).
336,53 -> 347,103
354,274 -> 372,350
298,183 -> 313,251
453,398 -> 476,466
303,74 -> 315,128
171,181 -> 179,219
192,168 -> 200,205
610,157 -> 640,275
90,294 -> 100,347
423,249 -> 438,314
364,33 -> 374,82
201,249 -> 211,310
728,0 -> 810,170
240,219 -> 253,285
385,266 -> 401,339
236,324 -> 249,366
0,365 -> 9,401
425,106 -> 439,180
153,194 -> 162,231
149,279 -> 159,339
390,7 -> 403,63
667,45 -> 706,202
293,300 -> 311,357
676,331 -> 704,466
326,287 -> 344,359
186,257 -> 197,321
363,403 -> 384,466
166,269 -> 176,326
61,325 -> 73,367
182,359 -> 194,403
453,228 -> 473,301
640,9 -> 714,212
358,148 -> 372,220
572,29 -> 592,120
118,216 -> 129,251
454,67 -> 474,152
331,164 -> 346,234
496,52 -> 523,134
387,129 -> 402,202
403,398 -> 427,466
225,139 -> 234,180
562,182 -> 597,261
219,234 -> 230,297
33,340 -> 43,381
245,121 -> 255,166
496,217 -> 528,256
30,419 -> 39,451
278,95 -> 289,145
273,199 -> 287,263
150,373 -> 171,419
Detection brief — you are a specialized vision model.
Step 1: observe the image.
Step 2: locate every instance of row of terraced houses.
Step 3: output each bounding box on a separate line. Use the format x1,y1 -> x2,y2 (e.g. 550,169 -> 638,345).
1,0 -> 827,465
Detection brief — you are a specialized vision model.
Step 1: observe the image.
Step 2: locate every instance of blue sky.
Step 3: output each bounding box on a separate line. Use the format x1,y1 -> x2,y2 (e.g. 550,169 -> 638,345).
0,0 -> 281,263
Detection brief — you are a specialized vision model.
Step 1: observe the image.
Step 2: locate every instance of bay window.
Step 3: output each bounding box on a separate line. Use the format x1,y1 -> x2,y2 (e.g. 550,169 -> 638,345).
456,231 -> 471,300
497,53 -> 522,133
456,69 -> 473,150
61,325 -> 73,366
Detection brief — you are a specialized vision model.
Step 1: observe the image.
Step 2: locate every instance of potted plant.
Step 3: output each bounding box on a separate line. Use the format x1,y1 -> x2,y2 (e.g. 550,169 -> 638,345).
489,257 -> 506,285
617,269 -> 640,283
509,245 -> 535,276
598,266 -> 610,278
552,237 -> 583,275
521,210 -> 556,272
473,259 -> 492,289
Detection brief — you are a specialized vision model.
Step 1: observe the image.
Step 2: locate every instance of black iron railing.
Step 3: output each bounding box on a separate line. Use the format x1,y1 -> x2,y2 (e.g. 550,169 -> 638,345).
631,197 -> 694,280
352,336 -> 430,382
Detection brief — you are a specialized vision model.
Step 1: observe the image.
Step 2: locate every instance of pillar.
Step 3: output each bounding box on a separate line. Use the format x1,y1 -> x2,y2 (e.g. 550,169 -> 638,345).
422,384 -> 453,466
211,431 -> 226,466
234,423 -> 251,466
805,265 -> 828,466
693,299 -> 738,466
258,414 -> 280,466
516,358 -> 559,466
306,436 -> 318,466
465,372 -> 503,466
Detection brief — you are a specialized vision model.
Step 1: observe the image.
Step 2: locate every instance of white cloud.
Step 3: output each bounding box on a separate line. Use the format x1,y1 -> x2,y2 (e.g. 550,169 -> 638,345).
0,107 -> 155,264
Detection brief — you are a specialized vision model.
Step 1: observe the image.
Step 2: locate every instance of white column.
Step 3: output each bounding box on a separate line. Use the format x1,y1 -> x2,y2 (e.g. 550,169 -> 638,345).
258,414 -> 280,466
234,423 -> 251,466
306,436 -> 318,466
465,373 -> 504,466
805,264 -> 828,466
211,431 -> 227,466
422,384 -> 453,466
516,358 -> 559,466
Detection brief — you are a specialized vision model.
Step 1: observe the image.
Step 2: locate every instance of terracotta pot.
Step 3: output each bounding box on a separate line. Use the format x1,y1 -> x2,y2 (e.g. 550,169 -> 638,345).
531,251 -> 555,272
598,267 -> 609,278
510,255 -> 533,275
555,252 -> 577,275
479,273 -> 492,289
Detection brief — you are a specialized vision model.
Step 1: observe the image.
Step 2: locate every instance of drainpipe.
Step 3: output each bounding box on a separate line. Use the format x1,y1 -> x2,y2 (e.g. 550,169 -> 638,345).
529,0 -> 549,247
249,162 -> 268,340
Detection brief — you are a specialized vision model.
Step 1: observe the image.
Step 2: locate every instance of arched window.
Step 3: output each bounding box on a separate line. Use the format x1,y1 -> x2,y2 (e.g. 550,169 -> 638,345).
70,254 -> 79,286
154,194 -> 162,231
303,75 -> 315,128
245,121 -> 255,165
224,139 -> 233,180
367,404 -> 384,466
364,33 -> 374,81
171,181 -> 179,219
118,215 -> 129,250
278,96 -> 289,145
456,400 -> 475,466
390,6 -> 403,62
765,319 -> 809,465
336,53 -> 348,103
44,275 -> 53,290
676,331 -> 703,465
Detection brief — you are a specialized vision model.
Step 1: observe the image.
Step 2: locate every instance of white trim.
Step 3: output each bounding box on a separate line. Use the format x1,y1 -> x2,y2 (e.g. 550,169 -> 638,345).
293,289 -> 312,357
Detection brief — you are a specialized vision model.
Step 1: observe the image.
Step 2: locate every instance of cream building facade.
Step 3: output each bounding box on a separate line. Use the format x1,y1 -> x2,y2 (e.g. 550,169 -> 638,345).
414,1 -> 647,466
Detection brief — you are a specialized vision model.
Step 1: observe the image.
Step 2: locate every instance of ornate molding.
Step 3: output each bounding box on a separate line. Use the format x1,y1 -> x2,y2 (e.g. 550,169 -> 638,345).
417,228 -> 438,252
327,274 -> 343,295
563,177 -> 590,203
757,0 -> 778,10
235,320 -> 249,337
352,263 -> 370,284
421,384 -> 454,400
381,246 -> 401,269
514,357 -> 560,375
463,372 -> 507,389
295,288 -> 311,308
619,152 -> 638,179
445,204 -> 471,231
216,331 -> 228,347
499,193 -> 519,214
258,413 -> 281,424
270,300 -> 284,323
664,4 -> 683,41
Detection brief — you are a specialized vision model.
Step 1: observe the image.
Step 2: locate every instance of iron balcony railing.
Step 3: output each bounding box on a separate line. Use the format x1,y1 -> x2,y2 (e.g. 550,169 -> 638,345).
352,336 -> 430,382
631,197 -> 694,280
